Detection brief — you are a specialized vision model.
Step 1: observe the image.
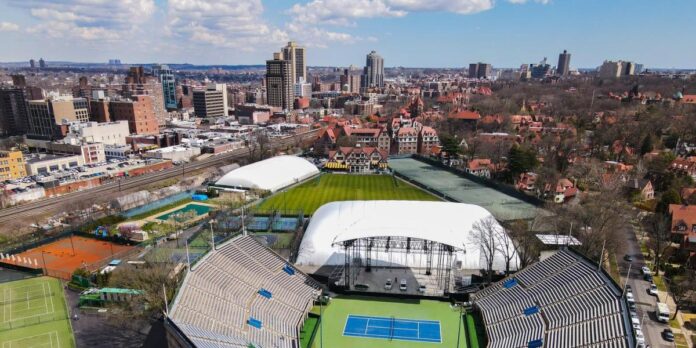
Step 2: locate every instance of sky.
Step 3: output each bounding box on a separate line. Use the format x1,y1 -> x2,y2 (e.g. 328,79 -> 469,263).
0,0 -> 694,69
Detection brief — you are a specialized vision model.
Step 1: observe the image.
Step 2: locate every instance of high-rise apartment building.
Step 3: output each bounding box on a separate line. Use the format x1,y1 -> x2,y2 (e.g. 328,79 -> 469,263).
0,150 -> 27,180
266,53 -> 294,110
599,61 -> 624,78
193,85 -> 226,118
110,95 -> 159,135
281,42 -> 307,84
0,86 -> 29,136
29,59 -> 35,69
361,51 -> 384,91
469,63 -> 492,79
39,58 -> 46,69
152,64 -> 177,110
341,66 -> 362,94
122,66 -> 167,125
26,96 -> 89,140
557,50 -> 571,76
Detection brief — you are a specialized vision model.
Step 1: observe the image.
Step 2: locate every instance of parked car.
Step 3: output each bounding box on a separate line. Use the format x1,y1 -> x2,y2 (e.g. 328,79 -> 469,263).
385,279 -> 393,290
644,273 -> 653,282
399,279 -> 407,291
355,284 -> 369,291
648,284 -> 658,296
663,328 -> 675,342
641,266 -> 651,274
624,254 -> 633,262
418,285 -> 426,293
626,291 -> 635,302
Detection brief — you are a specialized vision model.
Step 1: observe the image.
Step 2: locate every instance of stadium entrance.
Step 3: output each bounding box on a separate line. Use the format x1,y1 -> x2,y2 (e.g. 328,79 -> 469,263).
332,236 -> 461,297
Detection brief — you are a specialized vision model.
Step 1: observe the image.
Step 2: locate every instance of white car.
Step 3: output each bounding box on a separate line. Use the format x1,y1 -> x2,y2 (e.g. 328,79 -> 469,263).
399,279 -> 407,291
641,266 -> 651,275
418,285 -> 426,293
385,279 -> 393,290
649,283 -> 658,296
626,292 -> 635,302
631,317 -> 641,330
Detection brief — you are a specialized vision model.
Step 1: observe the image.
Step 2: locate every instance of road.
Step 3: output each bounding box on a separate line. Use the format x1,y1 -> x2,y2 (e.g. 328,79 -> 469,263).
618,215 -> 673,348
0,129 -> 320,224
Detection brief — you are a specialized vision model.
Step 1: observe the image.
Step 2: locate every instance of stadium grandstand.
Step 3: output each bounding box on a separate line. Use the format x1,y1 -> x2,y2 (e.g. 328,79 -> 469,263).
295,200 -> 518,295
213,155 -> 319,193
165,235 -> 322,348
471,249 -> 635,348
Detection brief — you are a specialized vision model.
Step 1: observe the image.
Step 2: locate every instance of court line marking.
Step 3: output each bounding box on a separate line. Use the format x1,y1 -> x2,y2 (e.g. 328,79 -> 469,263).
2,330 -> 58,348
343,315 -> 442,343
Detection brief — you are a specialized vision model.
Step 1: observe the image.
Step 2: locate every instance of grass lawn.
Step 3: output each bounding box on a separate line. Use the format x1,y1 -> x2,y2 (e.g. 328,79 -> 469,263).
257,174 -> 439,215
309,295 -> 465,348
0,277 -> 75,348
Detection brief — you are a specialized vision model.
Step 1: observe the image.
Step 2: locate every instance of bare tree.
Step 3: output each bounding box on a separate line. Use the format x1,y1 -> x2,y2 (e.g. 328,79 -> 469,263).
495,226 -> 518,276
668,271 -> 696,320
472,216 -> 500,283
506,220 -> 540,268
644,214 -> 672,274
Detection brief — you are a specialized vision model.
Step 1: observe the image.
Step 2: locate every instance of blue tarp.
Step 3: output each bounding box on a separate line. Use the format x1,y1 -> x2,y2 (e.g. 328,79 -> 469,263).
523,306 -> 539,316
528,339 -> 543,348
258,288 -> 272,299
192,194 -> 208,201
283,264 -> 295,276
503,278 -> 518,288
247,317 -> 262,329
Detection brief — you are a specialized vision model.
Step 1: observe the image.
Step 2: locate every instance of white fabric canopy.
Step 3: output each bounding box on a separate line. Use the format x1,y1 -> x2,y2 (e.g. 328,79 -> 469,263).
215,155 -> 319,192
296,200 -> 519,271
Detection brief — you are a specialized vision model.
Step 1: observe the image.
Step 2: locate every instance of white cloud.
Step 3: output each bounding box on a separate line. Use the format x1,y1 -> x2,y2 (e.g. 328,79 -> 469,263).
288,0 -> 493,26
0,22 -> 20,32
8,0 -> 155,41
167,0 -> 288,51
507,0 -> 551,4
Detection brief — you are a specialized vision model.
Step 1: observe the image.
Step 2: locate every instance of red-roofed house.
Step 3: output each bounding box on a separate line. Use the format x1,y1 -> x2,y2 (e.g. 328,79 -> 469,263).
670,157 -> 696,180
516,172 -> 538,192
669,204 -> 696,255
448,109 -> 481,121
418,126 -> 439,155
395,127 -> 419,155
465,158 -> 494,178
681,95 -> 696,104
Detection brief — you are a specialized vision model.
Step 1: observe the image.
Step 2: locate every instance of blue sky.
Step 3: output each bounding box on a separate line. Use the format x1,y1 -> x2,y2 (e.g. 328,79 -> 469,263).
0,0 -> 694,68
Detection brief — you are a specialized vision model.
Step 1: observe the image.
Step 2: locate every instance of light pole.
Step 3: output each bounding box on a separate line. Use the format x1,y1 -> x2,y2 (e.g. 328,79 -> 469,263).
209,219 -> 216,250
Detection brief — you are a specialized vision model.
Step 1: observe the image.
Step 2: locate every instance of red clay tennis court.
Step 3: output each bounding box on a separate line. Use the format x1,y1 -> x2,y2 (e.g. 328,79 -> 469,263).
1,236 -> 134,280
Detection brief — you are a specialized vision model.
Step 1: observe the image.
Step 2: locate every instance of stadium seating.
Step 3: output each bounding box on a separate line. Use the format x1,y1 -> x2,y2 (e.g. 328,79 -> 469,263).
168,235 -> 321,348
472,249 -> 632,348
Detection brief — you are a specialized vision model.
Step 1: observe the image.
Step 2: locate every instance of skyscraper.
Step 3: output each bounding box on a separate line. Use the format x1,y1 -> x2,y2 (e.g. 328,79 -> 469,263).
0,86 -> 29,136
192,85 -> 226,118
266,53 -> 293,110
469,63 -> 492,79
29,59 -> 35,69
361,51 -> 384,91
557,50 -> 571,76
39,58 -> 46,69
341,65 -> 362,94
152,64 -> 177,110
281,42 -> 306,84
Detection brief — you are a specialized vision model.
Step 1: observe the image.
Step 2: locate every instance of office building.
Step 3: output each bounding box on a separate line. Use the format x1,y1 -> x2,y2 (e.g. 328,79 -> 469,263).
0,150 -> 27,180
281,41 -> 306,84
192,84 -> 226,118
0,86 -> 29,136
294,81 -> 312,98
531,58 -> 552,79
26,96 -> 90,140
469,62 -> 492,79
110,95 -> 159,135
622,61 -> 635,76
361,51 -> 385,90
29,59 -> 35,69
39,58 -> 46,69
557,50 -> 571,76
634,64 -> 644,75
266,53 -> 294,110
64,121 -> 130,146
152,64 -> 178,110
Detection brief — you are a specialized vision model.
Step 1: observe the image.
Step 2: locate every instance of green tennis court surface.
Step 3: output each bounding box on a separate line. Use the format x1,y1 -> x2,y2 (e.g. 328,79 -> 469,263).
0,276 -> 75,348
305,296 -> 466,348
257,174 -> 439,215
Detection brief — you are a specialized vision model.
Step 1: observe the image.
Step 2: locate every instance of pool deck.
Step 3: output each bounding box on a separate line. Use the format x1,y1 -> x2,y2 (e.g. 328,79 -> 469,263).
120,202 -> 217,228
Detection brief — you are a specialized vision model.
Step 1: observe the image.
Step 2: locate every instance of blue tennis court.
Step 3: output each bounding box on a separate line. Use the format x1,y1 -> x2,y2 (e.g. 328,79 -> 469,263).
343,315 -> 442,343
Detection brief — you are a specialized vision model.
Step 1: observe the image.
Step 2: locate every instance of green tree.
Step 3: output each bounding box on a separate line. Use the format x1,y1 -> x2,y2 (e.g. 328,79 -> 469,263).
439,134 -> 460,156
640,135 -> 654,156
656,189 -> 681,214
507,145 -> 539,181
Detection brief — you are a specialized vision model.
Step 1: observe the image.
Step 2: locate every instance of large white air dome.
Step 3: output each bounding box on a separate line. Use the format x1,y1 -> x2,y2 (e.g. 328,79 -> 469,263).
215,155 -> 319,192
295,200 -> 519,272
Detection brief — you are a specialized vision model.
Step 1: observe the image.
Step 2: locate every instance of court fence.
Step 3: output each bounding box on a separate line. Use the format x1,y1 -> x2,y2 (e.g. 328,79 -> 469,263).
0,311 -> 69,332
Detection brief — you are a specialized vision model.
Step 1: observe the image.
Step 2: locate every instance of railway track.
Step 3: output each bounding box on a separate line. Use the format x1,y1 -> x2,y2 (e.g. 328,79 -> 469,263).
0,129 -> 320,223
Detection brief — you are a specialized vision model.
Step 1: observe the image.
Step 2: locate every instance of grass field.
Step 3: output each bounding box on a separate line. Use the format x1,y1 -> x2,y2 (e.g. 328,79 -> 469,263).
0,277 -> 75,348
257,174 -> 439,215
305,295 -> 465,348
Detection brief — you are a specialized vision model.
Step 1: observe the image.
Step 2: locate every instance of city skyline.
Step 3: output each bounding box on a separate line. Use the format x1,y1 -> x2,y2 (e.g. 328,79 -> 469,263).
0,0 -> 695,69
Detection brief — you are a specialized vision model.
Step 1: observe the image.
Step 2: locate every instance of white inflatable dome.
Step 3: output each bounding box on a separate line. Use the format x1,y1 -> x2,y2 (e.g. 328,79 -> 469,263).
215,155 -> 319,192
296,200 -> 519,271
